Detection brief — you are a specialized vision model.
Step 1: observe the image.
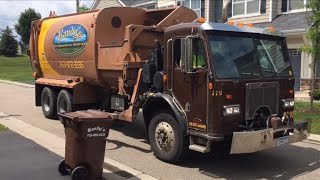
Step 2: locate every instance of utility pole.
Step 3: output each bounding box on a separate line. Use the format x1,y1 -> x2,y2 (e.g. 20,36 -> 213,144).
76,0 -> 80,12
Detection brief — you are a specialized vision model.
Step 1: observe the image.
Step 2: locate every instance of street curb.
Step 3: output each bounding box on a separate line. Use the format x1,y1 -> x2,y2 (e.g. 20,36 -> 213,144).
307,134 -> 320,143
0,79 -> 34,88
0,112 -> 158,180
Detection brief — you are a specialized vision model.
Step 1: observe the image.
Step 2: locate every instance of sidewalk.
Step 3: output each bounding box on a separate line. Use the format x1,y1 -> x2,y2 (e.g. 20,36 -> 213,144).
295,90 -> 311,102
0,112 -> 157,180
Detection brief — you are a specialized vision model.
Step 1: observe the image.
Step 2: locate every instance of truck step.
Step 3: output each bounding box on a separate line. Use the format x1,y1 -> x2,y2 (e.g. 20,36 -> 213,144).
189,144 -> 207,153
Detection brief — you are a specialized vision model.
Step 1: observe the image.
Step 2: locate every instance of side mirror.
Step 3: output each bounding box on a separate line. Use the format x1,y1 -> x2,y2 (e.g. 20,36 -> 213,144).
185,37 -> 193,72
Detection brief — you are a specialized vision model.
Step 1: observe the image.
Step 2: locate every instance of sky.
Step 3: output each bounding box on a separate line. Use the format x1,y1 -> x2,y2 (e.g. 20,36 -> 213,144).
0,0 -> 94,40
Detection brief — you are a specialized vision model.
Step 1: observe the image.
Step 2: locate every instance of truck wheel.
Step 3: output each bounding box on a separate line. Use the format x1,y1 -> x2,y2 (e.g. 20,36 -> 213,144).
57,90 -> 74,114
41,87 -> 57,119
148,112 -> 187,163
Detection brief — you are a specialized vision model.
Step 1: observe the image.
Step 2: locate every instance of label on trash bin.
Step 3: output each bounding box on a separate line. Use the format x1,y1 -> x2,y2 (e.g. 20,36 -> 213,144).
87,126 -> 106,138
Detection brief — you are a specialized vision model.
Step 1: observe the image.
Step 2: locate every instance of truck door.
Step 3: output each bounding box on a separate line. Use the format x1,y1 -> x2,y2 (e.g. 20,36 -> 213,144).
171,37 -> 208,132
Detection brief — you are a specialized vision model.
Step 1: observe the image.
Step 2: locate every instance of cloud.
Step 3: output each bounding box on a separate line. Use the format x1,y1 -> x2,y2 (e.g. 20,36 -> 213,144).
0,0 -> 94,40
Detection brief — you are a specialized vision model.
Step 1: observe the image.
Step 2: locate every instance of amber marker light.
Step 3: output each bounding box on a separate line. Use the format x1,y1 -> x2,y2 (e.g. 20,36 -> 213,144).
198,18 -> 206,23
246,23 -> 254,27
225,94 -> 232,100
267,26 -> 276,31
32,72 -> 37,78
226,21 -> 235,25
237,22 -> 244,27
208,83 -> 213,90
163,75 -> 167,82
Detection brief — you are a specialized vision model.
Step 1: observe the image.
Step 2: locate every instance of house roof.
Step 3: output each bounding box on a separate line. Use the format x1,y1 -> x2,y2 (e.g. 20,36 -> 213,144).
254,12 -> 311,33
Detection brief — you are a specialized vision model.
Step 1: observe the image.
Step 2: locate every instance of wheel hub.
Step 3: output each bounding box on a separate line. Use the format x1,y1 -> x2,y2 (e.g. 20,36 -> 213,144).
155,122 -> 175,152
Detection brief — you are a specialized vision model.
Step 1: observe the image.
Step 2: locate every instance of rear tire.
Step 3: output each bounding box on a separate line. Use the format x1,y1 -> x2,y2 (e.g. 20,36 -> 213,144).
41,87 -> 57,119
148,112 -> 187,163
57,90 -> 74,114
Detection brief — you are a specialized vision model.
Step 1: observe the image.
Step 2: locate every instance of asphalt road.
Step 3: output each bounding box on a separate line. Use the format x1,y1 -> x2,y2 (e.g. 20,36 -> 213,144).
0,82 -> 320,180
0,130 -> 69,180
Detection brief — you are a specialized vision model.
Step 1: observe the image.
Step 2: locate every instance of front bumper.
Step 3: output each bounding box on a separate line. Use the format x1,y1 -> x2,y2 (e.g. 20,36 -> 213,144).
230,120 -> 310,154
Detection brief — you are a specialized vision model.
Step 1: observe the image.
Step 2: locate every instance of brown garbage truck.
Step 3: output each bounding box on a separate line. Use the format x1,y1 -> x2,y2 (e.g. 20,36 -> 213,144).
29,6 -> 310,163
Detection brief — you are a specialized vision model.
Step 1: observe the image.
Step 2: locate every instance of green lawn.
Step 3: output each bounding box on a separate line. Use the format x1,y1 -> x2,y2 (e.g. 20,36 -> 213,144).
0,124 -> 7,131
0,55 -> 34,83
295,101 -> 320,134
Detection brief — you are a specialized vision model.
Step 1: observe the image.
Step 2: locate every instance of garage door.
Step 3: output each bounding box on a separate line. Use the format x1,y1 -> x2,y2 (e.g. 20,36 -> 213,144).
288,49 -> 301,91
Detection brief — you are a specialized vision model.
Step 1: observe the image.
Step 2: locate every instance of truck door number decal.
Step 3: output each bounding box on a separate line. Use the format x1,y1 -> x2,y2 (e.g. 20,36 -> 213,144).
212,90 -> 222,96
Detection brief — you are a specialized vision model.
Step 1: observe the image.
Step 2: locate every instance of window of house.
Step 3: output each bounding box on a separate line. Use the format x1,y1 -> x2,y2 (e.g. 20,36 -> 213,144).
281,0 -> 309,12
232,0 -> 260,16
291,49 -> 302,56
180,0 -> 203,17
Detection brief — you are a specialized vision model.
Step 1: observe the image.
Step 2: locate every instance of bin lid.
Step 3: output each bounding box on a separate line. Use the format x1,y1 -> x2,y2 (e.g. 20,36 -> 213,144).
58,109 -> 112,122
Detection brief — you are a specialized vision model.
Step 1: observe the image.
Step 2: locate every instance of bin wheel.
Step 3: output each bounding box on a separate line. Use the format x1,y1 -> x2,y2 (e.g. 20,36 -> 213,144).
41,87 -> 57,119
71,166 -> 88,180
58,159 -> 70,175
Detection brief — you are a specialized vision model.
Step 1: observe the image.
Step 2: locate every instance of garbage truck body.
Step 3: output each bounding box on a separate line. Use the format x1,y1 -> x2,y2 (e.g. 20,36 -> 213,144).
29,6 -> 310,163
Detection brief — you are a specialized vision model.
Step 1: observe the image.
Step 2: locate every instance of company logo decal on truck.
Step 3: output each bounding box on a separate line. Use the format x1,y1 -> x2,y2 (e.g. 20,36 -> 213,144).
53,24 -> 88,56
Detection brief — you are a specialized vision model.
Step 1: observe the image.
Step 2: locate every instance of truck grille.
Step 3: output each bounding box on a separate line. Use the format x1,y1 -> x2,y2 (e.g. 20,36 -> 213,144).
245,82 -> 279,120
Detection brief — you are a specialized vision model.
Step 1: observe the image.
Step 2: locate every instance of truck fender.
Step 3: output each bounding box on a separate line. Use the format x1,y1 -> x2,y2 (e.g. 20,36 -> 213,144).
142,93 -> 187,137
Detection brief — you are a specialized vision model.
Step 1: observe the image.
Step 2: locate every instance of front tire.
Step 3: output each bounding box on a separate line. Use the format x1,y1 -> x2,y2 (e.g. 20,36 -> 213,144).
41,87 -> 57,119
57,90 -> 74,114
148,112 -> 187,163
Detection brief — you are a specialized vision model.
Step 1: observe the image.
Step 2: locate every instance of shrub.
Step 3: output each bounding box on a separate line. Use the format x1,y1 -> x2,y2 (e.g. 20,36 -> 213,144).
311,89 -> 320,101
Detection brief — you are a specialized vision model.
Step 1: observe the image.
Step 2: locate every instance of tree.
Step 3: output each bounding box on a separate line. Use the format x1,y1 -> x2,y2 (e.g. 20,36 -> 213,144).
14,8 -> 41,52
78,4 -> 90,12
0,26 -> 18,57
301,0 -> 320,110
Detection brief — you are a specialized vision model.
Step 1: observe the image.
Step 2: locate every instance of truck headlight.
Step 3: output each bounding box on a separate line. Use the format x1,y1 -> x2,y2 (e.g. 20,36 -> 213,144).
223,105 -> 240,116
282,99 -> 294,108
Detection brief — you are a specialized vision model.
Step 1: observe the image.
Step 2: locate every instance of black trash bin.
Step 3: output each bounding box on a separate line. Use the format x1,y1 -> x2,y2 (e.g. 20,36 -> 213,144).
57,109 -> 113,180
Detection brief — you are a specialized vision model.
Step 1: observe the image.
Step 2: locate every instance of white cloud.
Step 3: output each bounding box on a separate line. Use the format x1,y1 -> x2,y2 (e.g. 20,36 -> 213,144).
0,0 -> 94,40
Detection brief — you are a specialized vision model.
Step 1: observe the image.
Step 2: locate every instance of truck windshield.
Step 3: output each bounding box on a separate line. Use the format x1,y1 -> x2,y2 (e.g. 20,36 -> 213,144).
209,33 -> 293,79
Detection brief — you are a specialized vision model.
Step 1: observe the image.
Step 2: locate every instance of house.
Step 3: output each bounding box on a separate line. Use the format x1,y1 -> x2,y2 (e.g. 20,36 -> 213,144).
224,0 -> 313,91
90,0 -> 225,23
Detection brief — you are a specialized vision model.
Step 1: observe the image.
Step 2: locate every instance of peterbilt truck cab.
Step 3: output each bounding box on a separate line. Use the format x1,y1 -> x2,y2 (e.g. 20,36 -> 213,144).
144,21 -> 309,162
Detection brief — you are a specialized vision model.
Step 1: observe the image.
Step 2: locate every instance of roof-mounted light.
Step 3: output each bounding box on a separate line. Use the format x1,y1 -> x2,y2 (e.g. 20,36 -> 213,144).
266,26 -> 276,31
237,22 -> 244,27
226,21 -> 235,25
245,23 -> 254,27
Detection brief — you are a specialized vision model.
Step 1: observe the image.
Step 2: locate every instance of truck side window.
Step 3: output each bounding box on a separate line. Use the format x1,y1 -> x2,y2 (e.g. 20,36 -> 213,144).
173,38 -> 186,69
191,38 -> 206,69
